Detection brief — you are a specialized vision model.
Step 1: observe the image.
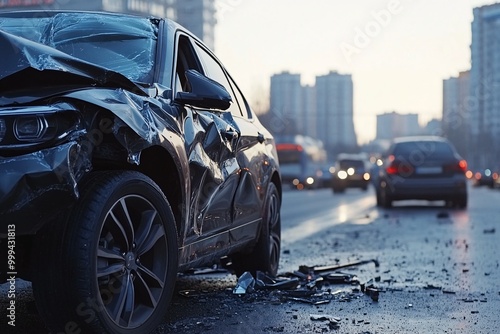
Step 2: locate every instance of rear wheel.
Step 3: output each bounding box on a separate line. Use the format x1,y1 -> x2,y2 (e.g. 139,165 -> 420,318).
380,188 -> 393,208
376,189 -> 382,207
232,183 -> 281,277
33,171 -> 178,334
454,194 -> 467,209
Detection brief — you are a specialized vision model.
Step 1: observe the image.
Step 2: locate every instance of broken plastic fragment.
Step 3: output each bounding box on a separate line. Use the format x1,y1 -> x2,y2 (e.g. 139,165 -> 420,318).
288,297 -> 330,305
310,314 -> 341,322
299,259 -> 380,274
323,273 -> 357,284
365,286 -> 379,302
284,289 -> 315,298
178,290 -> 198,298
233,271 -> 255,295
310,314 -> 341,329
255,271 -> 300,290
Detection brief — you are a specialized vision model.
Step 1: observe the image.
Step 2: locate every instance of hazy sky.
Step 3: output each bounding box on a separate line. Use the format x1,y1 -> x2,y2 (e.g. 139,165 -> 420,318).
214,0 -> 497,144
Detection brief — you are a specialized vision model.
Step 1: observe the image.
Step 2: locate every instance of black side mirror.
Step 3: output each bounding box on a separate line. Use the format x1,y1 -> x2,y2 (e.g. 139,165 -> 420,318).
175,69 -> 232,110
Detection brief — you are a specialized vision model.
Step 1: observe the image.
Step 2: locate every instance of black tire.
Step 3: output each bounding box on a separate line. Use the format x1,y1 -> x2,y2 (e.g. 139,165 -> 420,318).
381,189 -> 393,208
455,194 -> 468,209
33,171 -> 178,334
376,189 -> 382,207
232,183 -> 281,277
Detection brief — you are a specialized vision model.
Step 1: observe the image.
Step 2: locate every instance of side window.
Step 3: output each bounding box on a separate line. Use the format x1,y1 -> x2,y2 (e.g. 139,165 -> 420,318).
175,35 -> 202,93
227,75 -> 252,119
193,43 -> 243,117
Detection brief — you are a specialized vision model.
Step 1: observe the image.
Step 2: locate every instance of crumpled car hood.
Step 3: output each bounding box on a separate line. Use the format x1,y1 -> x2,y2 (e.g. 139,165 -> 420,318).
0,29 -> 147,104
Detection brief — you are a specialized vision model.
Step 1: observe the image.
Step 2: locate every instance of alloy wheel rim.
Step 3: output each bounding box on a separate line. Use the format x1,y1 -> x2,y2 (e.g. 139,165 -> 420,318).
95,195 -> 168,329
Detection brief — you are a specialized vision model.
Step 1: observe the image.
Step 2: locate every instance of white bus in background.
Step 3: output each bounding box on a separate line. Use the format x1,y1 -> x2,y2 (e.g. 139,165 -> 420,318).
276,135 -> 329,190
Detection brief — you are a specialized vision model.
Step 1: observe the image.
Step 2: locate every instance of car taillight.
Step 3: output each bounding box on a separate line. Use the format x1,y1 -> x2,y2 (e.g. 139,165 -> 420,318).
459,160 -> 467,172
444,160 -> 467,174
386,155 -> 397,174
386,159 -> 414,175
386,164 -> 399,175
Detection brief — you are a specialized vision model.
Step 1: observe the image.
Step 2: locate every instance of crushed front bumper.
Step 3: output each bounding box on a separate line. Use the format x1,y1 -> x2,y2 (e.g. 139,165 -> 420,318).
0,141 -> 91,236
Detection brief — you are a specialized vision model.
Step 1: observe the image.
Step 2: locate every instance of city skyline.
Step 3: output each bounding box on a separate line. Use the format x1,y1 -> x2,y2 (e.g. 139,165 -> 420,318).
214,0 -> 498,144
269,71 -> 357,155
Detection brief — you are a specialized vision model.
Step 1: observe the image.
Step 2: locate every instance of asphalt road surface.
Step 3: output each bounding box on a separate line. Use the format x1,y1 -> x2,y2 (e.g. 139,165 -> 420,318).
1,183 -> 499,333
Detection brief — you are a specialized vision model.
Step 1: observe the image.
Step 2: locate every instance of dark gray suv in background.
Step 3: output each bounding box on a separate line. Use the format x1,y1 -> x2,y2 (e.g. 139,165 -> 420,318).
0,11 -> 281,334
375,136 -> 468,208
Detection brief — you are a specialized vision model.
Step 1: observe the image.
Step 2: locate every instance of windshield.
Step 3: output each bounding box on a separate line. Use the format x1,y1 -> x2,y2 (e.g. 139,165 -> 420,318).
393,141 -> 455,160
0,12 -> 157,83
339,159 -> 365,170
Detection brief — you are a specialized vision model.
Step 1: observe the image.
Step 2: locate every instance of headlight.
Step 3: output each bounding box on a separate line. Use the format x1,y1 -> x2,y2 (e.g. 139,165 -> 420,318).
306,177 -> 315,185
0,119 -> 6,143
0,104 -> 80,149
14,116 -> 49,141
337,170 -> 348,180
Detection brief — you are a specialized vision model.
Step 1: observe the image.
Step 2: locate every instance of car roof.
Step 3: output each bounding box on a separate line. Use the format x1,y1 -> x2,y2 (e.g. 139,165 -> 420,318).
0,9 -> 152,19
336,153 -> 367,161
392,136 -> 448,144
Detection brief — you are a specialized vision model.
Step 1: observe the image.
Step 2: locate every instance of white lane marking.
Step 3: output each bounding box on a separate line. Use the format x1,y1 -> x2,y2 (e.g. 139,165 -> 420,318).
281,195 -> 376,244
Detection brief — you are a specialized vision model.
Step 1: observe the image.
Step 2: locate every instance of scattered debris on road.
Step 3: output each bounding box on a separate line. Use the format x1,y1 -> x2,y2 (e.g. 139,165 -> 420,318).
231,258 -> 382,311
310,314 -> 341,329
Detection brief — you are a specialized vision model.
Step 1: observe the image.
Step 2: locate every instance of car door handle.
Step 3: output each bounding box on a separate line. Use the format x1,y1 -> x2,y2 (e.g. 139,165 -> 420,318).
257,132 -> 265,143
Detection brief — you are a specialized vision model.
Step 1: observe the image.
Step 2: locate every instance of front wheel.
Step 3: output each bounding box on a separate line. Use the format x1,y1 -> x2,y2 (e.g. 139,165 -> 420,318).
33,171 -> 178,334
231,183 -> 281,277
454,194 -> 468,209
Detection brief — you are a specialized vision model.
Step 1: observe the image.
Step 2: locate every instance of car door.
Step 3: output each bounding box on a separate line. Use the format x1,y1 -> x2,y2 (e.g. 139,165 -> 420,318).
173,33 -> 241,260
192,41 -> 272,247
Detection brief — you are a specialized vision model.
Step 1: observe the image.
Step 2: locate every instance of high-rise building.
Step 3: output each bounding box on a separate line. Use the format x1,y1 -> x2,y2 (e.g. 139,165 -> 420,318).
442,71 -> 470,159
302,84 -> 317,139
269,71 -> 304,135
376,111 -> 420,140
315,71 -> 357,154
470,3 -> 500,168
0,0 -> 174,16
175,0 -> 216,51
422,119 -> 442,137
127,0 -> 176,19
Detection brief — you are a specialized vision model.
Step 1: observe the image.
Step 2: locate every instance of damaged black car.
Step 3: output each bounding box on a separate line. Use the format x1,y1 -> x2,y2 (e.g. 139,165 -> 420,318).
0,10 -> 281,334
